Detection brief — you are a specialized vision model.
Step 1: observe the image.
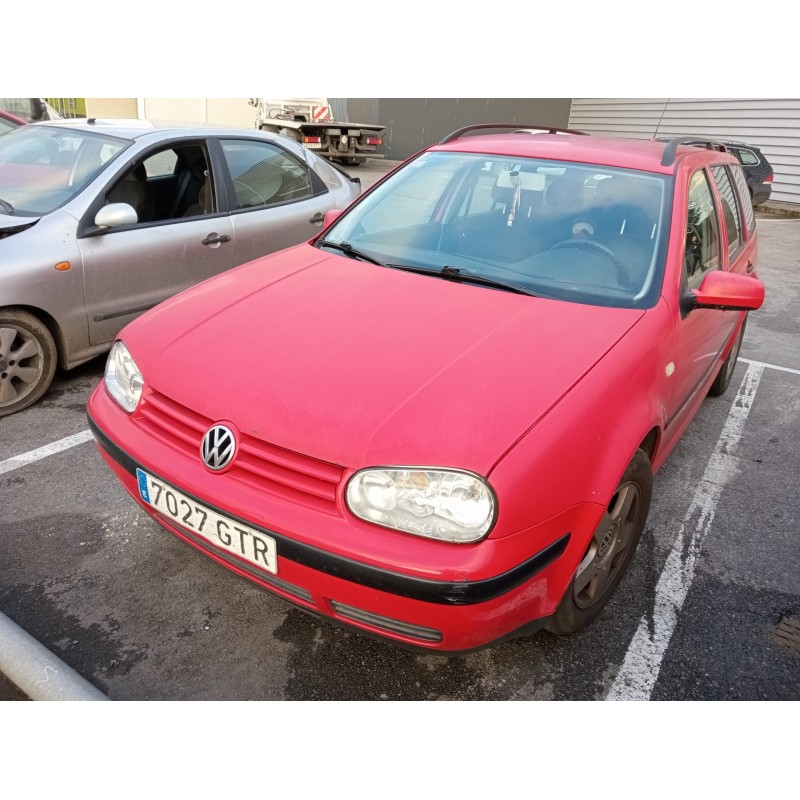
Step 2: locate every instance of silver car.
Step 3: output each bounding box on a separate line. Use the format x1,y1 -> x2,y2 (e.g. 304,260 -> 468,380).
0,118 -> 361,416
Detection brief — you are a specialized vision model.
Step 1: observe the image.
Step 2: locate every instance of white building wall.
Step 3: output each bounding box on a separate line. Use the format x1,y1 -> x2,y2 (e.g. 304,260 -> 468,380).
569,98 -> 800,205
140,98 -> 253,129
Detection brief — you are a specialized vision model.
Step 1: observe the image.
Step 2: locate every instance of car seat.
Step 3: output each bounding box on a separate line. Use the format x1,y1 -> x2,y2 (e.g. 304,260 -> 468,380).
107,164 -> 150,222
182,162 -> 212,217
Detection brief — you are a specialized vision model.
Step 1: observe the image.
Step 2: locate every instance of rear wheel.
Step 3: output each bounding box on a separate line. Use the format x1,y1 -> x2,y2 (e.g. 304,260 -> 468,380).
708,318 -> 746,397
548,448 -> 652,635
0,310 -> 57,417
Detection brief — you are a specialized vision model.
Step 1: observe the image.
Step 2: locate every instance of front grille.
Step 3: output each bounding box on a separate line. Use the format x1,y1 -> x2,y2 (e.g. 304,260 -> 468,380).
137,390 -> 344,513
330,601 -> 443,643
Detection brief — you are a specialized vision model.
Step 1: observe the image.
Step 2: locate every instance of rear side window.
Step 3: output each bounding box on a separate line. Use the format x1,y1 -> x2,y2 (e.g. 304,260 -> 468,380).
710,165 -> 743,259
730,164 -> 755,235
732,147 -> 760,166
220,140 -> 313,210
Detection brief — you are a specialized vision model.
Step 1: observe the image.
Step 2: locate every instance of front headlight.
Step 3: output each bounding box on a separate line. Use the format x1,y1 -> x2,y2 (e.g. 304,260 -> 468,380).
346,468 -> 496,543
104,341 -> 143,413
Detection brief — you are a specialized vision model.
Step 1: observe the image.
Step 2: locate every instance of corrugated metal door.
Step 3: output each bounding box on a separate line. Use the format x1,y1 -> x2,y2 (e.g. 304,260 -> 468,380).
85,98 -> 138,118
370,98 -> 571,161
569,98 -> 800,205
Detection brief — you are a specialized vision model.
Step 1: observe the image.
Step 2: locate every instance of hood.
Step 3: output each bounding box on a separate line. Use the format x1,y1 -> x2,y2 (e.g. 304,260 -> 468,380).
126,245 -> 644,473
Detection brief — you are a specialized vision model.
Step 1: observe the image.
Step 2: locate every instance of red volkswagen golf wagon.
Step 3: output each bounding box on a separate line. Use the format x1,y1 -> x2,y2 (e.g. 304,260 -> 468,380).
88,125 -> 765,652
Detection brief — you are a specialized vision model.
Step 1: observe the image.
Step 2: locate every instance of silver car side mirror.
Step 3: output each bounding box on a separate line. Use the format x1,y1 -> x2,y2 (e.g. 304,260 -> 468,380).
94,203 -> 138,230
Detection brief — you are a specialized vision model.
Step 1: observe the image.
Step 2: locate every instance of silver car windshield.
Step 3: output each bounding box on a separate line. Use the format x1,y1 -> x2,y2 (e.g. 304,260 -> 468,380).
324,151 -> 671,309
0,126 -> 129,217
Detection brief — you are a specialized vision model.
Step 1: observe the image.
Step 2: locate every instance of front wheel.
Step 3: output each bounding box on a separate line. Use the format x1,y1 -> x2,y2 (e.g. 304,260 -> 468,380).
548,448 -> 652,635
0,310 -> 58,417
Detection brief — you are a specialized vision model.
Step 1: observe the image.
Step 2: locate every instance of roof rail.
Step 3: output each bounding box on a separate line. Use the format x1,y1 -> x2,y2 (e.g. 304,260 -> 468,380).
659,136 -> 729,166
439,124 -> 589,144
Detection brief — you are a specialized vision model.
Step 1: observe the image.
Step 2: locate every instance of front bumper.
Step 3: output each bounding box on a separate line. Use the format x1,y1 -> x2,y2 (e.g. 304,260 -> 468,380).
87,385 -> 590,652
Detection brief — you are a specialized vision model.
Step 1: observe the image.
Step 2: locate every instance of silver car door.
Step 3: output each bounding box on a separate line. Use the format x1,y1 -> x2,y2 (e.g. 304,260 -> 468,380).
218,138 -> 330,266
79,143 -> 234,346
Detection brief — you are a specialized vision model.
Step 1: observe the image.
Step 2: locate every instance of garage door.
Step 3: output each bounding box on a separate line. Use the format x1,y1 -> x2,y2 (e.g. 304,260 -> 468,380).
85,98 -> 138,119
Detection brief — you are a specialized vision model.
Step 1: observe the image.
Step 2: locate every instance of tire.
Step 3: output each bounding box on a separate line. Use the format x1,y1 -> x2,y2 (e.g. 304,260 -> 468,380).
708,318 -> 746,397
0,310 -> 58,417
548,448 -> 652,635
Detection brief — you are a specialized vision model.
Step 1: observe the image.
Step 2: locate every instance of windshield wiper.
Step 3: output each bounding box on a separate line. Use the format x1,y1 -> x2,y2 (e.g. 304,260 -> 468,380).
441,266 -> 537,296
386,264 -> 537,297
0,198 -> 15,216
317,243 -> 536,297
317,239 -> 385,267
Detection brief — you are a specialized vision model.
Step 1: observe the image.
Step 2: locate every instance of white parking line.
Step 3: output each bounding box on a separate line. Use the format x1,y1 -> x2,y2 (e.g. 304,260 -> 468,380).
0,430 -> 94,476
606,362 -> 766,700
740,358 -> 800,376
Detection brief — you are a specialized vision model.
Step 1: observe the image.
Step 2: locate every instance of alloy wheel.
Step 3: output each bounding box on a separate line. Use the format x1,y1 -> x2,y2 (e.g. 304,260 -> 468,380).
573,481 -> 642,609
0,325 -> 45,408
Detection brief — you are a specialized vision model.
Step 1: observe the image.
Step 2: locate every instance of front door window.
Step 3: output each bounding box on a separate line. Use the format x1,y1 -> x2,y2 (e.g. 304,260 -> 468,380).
684,169 -> 721,286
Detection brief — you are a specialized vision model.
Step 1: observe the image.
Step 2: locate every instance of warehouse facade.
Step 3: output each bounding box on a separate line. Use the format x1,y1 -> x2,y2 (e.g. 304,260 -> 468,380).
567,98 -> 800,205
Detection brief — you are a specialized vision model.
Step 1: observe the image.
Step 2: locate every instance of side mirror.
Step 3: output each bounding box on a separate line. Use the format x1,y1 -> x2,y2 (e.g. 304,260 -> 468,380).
323,208 -> 343,228
688,270 -> 765,312
94,203 -> 138,231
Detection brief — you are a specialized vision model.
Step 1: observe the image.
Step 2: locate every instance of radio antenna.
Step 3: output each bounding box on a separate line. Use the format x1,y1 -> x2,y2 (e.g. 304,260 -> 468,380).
654,98 -> 670,138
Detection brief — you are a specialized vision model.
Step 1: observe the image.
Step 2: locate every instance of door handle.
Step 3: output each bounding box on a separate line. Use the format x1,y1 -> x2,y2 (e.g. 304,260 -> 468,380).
202,233 -> 231,246
746,261 -> 754,273
309,212 -> 325,224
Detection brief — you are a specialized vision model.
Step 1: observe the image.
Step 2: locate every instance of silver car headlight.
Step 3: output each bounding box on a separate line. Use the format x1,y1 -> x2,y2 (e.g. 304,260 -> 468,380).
104,341 -> 143,413
346,468 -> 496,543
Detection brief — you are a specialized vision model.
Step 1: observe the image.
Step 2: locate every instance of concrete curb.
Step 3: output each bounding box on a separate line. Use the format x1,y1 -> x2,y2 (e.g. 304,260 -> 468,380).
364,158 -> 403,168
755,201 -> 800,219
0,612 -> 109,701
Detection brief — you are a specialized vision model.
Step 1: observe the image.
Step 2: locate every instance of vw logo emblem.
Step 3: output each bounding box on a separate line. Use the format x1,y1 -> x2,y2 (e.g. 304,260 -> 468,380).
201,425 -> 236,471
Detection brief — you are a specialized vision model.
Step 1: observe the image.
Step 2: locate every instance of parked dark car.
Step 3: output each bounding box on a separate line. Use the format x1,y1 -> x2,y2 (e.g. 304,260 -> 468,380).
658,137 -> 774,206
724,141 -> 774,206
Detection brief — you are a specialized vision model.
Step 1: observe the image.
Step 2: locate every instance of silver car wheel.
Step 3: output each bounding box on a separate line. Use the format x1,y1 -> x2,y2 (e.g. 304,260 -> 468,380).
0,311 -> 57,417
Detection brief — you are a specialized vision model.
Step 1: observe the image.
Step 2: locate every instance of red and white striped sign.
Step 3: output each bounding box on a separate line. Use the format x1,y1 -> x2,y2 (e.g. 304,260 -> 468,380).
312,104 -> 333,122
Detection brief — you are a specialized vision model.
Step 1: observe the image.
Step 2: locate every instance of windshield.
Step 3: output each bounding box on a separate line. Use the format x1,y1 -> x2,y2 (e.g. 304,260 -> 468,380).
0,126 -> 129,216
321,151 -> 671,308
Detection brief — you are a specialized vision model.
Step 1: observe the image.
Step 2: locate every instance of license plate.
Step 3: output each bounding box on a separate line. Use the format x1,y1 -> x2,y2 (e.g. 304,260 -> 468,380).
136,468 -> 277,574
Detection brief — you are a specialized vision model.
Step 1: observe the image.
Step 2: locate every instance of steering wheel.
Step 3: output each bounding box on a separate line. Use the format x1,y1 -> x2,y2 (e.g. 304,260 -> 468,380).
549,238 -> 631,290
